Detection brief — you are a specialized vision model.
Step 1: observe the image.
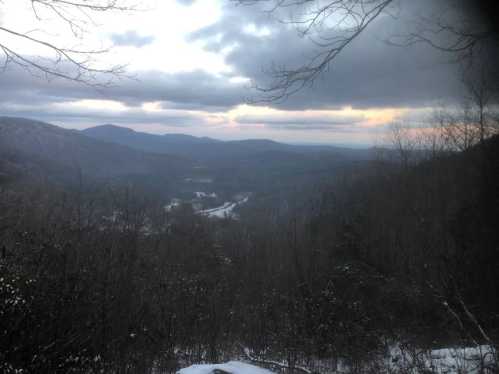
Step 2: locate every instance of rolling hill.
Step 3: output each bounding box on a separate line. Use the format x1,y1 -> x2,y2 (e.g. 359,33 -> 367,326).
0,117 -> 191,182
82,124 -> 373,163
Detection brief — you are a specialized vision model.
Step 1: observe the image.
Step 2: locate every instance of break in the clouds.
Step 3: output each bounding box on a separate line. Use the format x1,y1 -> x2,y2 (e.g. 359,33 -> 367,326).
235,112 -> 366,130
110,31 -> 155,48
177,0 -> 197,6
0,0 -> 474,144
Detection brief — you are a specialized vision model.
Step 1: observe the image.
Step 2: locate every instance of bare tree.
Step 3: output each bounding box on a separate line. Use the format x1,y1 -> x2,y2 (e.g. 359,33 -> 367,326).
0,0 -> 134,85
434,61 -> 499,151
461,62 -> 499,145
434,106 -> 480,152
385,122 -> 420,169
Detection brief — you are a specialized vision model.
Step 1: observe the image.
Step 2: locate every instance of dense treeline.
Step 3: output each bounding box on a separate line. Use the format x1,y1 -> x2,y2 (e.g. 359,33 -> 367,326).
1,137 -> 498,373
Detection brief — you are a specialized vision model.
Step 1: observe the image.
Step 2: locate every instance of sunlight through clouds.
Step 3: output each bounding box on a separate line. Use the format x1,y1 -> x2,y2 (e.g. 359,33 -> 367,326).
0,0 -> 466,145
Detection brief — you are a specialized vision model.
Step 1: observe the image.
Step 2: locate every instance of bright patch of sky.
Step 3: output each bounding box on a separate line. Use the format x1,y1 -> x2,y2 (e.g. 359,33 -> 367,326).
0,0 -> 228,74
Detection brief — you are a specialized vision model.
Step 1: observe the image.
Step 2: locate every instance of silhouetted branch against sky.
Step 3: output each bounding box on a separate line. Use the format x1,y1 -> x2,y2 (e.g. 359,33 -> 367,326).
234,0 -> 394,102
234,0 -> 499,102
0,0 -> 135,86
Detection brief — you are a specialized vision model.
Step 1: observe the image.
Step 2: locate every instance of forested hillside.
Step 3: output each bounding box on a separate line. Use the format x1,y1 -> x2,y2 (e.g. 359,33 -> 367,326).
0,117 -> 191,181
1,118 -> 497,373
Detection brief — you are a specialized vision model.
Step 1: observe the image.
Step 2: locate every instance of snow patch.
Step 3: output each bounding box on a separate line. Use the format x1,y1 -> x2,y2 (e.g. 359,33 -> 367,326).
165,198 -> 182,212
178,361 -> 273,374
389,344 -> 496,374
199,196 -> 249,219
185,178 -> 213,184
194,192 -> 217,199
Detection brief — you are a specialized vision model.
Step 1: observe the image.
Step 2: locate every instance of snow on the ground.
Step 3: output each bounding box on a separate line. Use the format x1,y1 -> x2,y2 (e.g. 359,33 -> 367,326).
200,202 -> 237,218
194,192 -> 217,199
389,344 -> 496,373
165,198 -> 182,212
185,178 -> 213,184
199,196 -> 249,219
178,361 -> 274,374
177,346 -> 496,374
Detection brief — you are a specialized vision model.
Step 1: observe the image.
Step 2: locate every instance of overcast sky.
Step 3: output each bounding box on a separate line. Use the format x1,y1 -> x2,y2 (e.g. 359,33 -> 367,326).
0,0 -> 465,145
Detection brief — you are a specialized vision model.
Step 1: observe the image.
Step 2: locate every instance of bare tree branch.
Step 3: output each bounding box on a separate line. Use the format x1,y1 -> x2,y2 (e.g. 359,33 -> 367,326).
0,0 -> 135,86
236,0 -> 394,102
237,0 -> 498,102
387,6 -> 498,64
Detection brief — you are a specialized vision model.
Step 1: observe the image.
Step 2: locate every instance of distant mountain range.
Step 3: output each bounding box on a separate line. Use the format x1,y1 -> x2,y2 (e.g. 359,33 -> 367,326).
0,117 -> 190,182
82,124 -> 372,162
0,117 -> 374,188
82,124 -> 220,153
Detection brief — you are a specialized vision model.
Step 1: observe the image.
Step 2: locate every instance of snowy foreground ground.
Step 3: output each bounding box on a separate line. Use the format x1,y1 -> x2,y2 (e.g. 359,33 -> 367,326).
178,362 -> 273,374
177,345 -> 496,374
388,344 -> 496,373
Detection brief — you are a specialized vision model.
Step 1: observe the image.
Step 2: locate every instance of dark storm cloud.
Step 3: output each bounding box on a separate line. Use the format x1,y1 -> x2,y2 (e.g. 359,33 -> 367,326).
110,31 -> 155,47
189,0 -> 463,110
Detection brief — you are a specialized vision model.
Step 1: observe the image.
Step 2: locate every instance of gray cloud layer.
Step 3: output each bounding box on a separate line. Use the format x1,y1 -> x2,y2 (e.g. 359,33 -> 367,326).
189,0 -> 463,110
0,65 -> 247,110
235,112 -> 366,131
0,0 -> 472,134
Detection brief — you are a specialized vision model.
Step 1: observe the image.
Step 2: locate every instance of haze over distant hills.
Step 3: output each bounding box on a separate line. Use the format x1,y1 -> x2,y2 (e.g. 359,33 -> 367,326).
0,117 -> 190,181
82,124 -> 220,153
0,117 -> 373,195
82,124 -> 372,161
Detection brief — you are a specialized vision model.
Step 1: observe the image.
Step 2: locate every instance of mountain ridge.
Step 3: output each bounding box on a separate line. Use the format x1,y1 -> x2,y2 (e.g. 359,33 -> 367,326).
82,123 -> 372,161
0,116 -> 190,181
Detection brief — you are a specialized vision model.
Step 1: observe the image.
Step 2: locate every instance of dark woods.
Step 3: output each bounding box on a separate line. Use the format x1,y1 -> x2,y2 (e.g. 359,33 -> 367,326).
1,131 -> 498,373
